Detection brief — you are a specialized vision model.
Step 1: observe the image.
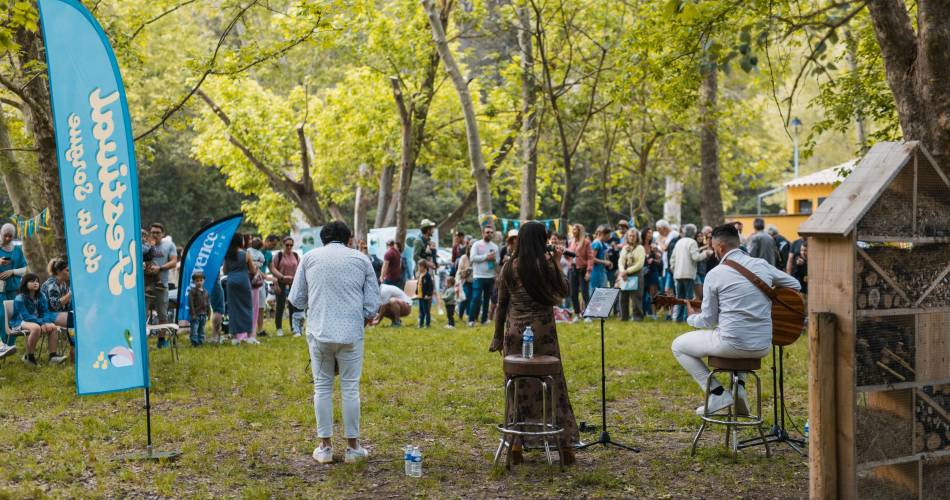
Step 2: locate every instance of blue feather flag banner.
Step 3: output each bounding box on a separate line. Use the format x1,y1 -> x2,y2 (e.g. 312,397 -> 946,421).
176,215 -> 243,323
39,0 -> 149,395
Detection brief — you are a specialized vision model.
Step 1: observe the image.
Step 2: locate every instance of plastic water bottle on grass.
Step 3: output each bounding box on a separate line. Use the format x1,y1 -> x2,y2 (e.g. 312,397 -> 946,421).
410,446 -> 422,477
404,445 -> 412,476
522,326 -> 534,359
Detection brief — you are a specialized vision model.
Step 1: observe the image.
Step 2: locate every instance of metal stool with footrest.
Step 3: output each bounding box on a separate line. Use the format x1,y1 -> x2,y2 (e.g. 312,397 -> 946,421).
494,354 -> 565,469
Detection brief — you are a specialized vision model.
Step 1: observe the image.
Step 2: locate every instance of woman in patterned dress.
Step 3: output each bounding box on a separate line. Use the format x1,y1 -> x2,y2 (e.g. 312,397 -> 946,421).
490,221 -> 578,465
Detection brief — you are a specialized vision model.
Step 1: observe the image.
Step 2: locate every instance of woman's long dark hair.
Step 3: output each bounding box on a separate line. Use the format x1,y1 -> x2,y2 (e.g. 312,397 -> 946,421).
18,272 -> 40,297
504,221 -> 568,306
226,233 -> 245,260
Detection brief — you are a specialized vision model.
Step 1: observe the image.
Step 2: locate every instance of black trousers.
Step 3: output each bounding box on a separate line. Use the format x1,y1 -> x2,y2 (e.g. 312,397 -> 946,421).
569,267 -> 590,315
274,283 -> 300,329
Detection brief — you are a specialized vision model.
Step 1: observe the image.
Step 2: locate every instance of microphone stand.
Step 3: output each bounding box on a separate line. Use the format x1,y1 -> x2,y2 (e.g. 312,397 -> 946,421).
738,345 -> 806,455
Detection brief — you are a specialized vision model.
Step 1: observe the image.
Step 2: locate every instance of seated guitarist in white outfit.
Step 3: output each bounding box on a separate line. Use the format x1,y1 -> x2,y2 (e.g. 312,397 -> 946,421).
671,223 -> 801,415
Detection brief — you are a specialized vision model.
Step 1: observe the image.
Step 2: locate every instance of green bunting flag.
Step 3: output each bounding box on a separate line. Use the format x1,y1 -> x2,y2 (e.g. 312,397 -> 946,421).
10,208 -> 52,238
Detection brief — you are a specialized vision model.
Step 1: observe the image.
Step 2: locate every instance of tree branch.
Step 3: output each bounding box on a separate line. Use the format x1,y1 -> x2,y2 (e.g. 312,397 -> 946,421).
133,0 -> 259,142
127,0 -> 198,43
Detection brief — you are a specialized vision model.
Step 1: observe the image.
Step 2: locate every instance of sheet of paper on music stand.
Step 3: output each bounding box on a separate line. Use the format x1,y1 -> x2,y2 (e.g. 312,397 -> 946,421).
583,288 -> 620,319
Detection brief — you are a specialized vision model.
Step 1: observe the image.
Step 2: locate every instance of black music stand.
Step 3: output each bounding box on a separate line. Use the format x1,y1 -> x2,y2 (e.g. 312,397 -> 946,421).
576,288 -> 639,453
737,345 -> 807,455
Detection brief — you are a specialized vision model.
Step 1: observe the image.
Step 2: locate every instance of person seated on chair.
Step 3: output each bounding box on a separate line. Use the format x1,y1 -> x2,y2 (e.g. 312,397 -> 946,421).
374,284 -> 412,327
41,258 -> 75,360
671,223 -> 800,416
14,273 -> 65,366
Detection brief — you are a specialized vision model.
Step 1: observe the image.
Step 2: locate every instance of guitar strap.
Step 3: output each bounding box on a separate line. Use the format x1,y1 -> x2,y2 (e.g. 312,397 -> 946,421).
722,259 -> 798,313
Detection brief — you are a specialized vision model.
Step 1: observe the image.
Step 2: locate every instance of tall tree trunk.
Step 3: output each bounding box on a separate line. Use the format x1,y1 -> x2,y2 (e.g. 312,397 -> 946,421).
865,0 -> 950,172
0,105 -> 49,271
391,30 -> 442,246
391,77 -> 415,248
16,28 -> 66,257
699,60 -> 724,227
663,176 -> 682,225
353,165 -> 369,243
421,0 -> 493,222
437,112 -> 522,235
375,163 -> 394,228
517,5 -> 538,221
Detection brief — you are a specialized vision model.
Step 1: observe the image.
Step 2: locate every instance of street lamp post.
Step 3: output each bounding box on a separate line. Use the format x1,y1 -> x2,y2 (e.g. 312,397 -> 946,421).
791,117 -> 802,178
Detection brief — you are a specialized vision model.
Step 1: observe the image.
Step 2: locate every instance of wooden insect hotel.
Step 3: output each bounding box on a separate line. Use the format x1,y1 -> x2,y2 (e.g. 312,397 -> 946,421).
801,141 -> 950,499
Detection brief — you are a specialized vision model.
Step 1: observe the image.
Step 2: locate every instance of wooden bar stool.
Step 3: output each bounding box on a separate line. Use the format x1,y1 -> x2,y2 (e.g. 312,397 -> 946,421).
691,356 -> 770,461
494,355 -> 565,469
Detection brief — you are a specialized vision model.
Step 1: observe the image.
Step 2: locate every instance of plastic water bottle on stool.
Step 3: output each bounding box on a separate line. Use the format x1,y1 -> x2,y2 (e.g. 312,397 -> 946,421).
522,325 -> 534,359
410,446 -> 423,477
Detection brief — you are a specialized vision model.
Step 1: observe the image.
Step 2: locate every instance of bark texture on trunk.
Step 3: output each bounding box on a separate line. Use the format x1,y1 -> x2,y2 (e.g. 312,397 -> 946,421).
375,164 -> 394,228
0,104 -> 49,271
866,0 -> 950,172
436,112 -> 521,235
699,61 -> 724,227
16,28 -> 66,258
353,165 -> 369,243
517,5 -> 538,221
421,0 -> 493,221
663,176 -> 682,225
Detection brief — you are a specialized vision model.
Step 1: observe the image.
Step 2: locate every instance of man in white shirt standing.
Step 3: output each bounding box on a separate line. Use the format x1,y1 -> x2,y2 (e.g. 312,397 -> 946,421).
467,226 -> 499,326
289,221 -> 380,465
669,224 -> 712,322
671,224 -> 800,415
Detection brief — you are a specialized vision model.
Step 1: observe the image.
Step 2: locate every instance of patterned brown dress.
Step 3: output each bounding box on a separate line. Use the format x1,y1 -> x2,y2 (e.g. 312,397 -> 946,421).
491,264 -> 580,448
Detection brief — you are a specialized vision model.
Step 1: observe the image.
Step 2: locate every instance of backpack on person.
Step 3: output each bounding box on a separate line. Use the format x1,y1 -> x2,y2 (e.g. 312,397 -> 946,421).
274,250 -> 300,285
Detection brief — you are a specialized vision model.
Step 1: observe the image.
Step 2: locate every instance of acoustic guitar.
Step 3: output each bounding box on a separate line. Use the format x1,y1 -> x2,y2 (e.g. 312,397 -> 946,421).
652,261 -> 806,347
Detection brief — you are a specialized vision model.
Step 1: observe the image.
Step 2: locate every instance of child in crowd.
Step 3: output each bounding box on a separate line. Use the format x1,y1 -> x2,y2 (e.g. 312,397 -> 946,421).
188,271 -> 210,347
416,258 -> 434,328
441,276 -> 457,329
14,273 -> 64,366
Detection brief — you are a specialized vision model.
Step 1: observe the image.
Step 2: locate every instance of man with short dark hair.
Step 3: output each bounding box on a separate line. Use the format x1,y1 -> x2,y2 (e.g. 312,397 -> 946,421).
747,218 -> 778,266
767,225 -> 790,271
468,225 -> 499,325
289,220 -> 380,465
671,224 -> 800,415
147,223 -> 178,348
379,239 -> 404,289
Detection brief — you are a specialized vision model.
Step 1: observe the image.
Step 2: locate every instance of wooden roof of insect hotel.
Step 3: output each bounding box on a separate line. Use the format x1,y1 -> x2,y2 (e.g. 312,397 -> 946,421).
799,141 -> 950,239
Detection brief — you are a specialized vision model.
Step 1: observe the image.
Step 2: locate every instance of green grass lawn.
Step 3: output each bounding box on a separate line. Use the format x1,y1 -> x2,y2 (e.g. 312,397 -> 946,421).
0,314 -> 809,498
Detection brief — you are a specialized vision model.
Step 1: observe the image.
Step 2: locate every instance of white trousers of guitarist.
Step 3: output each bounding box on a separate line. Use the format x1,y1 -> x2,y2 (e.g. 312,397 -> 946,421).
671,329 -> 770,390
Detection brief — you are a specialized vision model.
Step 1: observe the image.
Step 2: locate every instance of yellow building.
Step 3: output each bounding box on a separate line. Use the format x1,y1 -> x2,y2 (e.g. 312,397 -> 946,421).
729,160 -> 857,238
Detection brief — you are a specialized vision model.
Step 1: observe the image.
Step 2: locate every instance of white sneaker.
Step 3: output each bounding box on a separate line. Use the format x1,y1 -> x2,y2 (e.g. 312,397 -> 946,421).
312,446 -> 333,464
446,325 -> 455,329
276,328 -> 284,337
231,338 -> 242,346
293,332 -> 302,338
467,321 -> 475,327
584,317 -> 592,323
696,390 -> 734,416
0,343 -> 15,359
344,446 -> 369,463
735,384 -> 750,416
245,338 -> 261,345
49,353 -> 68,364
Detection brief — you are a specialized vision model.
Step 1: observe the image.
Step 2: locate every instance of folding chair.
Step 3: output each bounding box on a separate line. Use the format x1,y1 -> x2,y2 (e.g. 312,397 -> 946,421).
1,300 -> 25,364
